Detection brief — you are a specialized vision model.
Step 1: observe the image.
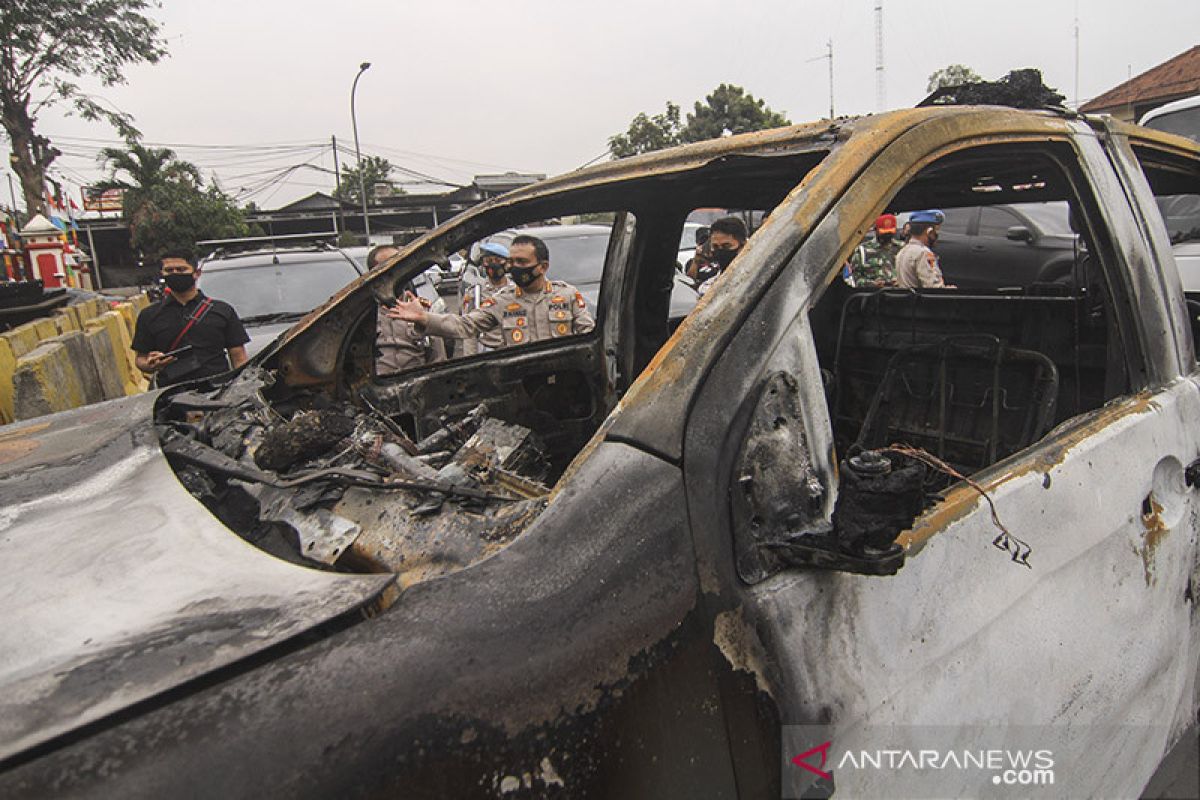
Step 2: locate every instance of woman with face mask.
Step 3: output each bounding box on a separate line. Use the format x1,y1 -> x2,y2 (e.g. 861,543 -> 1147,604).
130,250 -> 250,386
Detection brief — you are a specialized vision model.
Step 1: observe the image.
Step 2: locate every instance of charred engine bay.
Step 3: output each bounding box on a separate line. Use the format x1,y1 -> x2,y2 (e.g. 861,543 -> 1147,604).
156,368 -> 552,588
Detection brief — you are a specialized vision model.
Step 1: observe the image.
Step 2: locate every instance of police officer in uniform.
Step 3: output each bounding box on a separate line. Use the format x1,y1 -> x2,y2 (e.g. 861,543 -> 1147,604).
460,241 -> 510,355
895,209 -> 955,289
368,244 -> 447,375
386,234 -> 594,346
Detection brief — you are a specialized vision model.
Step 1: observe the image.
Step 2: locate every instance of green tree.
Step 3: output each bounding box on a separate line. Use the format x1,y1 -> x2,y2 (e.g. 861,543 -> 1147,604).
608,102 -> 683,158
926,64 -> 983,93
335,155 -> 404,203
609,86 -> 790,159
0,1 -> 167,219
680,84 -> 791,143
97,141 -> 248,262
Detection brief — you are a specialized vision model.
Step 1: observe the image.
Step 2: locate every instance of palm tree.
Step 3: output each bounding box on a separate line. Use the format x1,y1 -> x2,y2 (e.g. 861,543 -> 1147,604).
95,141 -> 202,200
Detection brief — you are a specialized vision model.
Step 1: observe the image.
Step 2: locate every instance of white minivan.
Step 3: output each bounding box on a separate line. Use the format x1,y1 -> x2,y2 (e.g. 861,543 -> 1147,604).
1142,95 -> 1200,297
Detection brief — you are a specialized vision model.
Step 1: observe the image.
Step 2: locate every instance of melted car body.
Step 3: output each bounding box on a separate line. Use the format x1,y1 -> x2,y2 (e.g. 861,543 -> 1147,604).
4,107 -> 1200,798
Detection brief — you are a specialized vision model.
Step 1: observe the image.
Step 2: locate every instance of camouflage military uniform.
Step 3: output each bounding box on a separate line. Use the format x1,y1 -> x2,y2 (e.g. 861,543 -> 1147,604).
848,237 -> 902,286
459,280 -> 508,355
421,279 -> 595,346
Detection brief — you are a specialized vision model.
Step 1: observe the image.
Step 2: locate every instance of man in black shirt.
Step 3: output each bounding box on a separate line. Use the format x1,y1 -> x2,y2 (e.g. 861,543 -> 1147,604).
131,250 -> 250,386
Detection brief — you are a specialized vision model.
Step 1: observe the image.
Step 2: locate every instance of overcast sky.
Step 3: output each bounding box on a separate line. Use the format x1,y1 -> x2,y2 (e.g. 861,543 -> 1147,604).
15,0 -> 1200,210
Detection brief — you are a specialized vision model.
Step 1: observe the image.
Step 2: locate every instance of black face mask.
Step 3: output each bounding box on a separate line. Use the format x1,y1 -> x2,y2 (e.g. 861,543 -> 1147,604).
712,247 -> 739,269
485,264 -> 507,282
878,233 -> 894,246
164,273 -> 196,293
509,265 -> 539,288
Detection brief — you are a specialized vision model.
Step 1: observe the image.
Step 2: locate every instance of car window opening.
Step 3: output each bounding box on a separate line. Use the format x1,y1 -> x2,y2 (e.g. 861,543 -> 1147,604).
157,150 -> 828,592
768,143 -> 1137,581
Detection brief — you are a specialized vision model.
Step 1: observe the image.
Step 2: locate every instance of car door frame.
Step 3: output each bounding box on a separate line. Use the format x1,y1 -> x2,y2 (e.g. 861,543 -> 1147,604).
676,113 -> 1200,797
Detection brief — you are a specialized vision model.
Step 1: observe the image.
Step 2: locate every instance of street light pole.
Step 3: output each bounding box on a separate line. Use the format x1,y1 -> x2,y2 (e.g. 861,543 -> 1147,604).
350,61 -> 372,242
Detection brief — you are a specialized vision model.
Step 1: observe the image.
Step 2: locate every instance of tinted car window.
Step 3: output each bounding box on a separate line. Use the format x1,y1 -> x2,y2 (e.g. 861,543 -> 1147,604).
201,258 -> 360,319
977,206 -> 1020,237
939,207 -> 974,234
1143,105 -> 1200,143
1010,201 -> 1072,235
542,233 -> 608,288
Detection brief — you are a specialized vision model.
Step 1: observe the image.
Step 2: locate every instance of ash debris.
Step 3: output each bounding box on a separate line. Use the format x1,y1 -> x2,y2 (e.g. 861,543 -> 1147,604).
157,370 -> 551,579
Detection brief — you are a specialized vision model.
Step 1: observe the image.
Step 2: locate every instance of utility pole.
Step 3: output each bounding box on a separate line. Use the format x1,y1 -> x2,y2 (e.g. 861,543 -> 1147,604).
6,172 -> 21,224
331,134 -> 345,236
1073,0 -> 1080,109
827,39 -> 835,120
350,62 -> 372,242
875,1 -> 886,111
806,40 -> 835,120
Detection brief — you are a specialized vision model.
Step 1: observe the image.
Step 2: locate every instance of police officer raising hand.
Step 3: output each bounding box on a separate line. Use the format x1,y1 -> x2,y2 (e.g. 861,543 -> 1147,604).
386,234 -> 594,347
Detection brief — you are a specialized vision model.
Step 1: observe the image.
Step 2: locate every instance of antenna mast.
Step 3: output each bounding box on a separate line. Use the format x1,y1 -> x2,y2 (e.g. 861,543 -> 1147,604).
875,1 -> 886,111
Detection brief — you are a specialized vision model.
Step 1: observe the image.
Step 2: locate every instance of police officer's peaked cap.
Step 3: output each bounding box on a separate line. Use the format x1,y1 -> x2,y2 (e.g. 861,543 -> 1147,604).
909,209 -> 945,224
480,242 -> 510,259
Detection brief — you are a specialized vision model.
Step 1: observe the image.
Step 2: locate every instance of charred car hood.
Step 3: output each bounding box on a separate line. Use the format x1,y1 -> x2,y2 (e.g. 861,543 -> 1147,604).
0,393 -> 393,763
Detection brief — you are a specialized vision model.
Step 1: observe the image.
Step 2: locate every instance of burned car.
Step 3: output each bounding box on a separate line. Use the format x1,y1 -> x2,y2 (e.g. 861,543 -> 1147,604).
4,107 -> 1200,799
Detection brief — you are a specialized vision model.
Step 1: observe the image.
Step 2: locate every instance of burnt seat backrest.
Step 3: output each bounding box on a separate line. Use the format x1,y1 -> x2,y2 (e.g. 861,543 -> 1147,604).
853,333 -> 1058,475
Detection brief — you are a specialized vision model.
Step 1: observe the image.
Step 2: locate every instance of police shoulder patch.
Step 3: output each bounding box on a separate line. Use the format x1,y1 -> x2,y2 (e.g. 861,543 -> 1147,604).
480,297 -> 496,308
574,291 -> 586,309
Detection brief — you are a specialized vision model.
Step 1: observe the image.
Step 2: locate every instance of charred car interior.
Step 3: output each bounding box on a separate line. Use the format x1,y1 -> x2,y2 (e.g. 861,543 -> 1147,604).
153,147 -> 831,589
157,130 -> 1140,588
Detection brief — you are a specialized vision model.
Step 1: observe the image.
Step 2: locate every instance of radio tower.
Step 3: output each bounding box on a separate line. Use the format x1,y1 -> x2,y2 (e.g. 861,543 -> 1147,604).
875,1 -> 886,111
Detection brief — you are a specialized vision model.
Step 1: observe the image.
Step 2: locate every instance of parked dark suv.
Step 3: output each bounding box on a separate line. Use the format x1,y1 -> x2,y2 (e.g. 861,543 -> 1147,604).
931,200 -> 1080,290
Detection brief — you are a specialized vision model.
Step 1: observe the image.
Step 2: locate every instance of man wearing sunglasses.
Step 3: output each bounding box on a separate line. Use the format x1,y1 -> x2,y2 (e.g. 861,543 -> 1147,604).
386,234 -> 594,348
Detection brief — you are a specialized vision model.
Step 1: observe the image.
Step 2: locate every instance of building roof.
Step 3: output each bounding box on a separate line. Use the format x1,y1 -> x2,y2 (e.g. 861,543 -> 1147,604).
1081,45 -> 1200,113
19,214 -> 58,236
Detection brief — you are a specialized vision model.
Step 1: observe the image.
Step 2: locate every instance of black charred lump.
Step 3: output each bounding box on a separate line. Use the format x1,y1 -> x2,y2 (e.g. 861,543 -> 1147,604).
832,450 -> 925,552
254,410 -> 356,472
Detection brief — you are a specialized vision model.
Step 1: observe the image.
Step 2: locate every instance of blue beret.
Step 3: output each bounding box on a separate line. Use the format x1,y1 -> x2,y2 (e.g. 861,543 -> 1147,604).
909,209 -> 945,224
480,242 -> 510,258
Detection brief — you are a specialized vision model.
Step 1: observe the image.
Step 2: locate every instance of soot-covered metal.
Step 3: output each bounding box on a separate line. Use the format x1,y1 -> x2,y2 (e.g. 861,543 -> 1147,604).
159,368 -> 552,586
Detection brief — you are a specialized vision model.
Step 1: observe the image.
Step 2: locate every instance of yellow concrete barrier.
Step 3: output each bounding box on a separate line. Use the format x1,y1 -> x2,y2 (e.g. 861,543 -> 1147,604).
12,341 -> 87,420
2,293 -> 151,423
84,327 -> 125,401
31,318 -> 57,340
0,324 -> 45,425
86,311 -> 144,396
